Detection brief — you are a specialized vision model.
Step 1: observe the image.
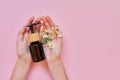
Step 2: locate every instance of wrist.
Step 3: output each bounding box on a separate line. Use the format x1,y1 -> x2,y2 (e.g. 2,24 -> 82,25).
11,55 -> 32,80
47,58 -> 67,80
17,54 -> 32,67
46,53 -> 61,63
47,58 -> 61,66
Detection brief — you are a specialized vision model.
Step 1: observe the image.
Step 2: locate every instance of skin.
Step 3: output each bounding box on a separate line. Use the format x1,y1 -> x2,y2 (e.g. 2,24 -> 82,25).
11,16 -> 67,80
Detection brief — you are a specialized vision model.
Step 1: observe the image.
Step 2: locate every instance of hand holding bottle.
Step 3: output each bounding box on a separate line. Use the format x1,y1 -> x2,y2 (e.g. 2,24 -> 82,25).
16,16 -> 35,62
11,17 -> 35,80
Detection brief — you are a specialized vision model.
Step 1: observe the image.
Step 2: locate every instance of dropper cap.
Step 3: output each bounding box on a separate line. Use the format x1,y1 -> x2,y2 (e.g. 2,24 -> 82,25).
26,22 -> 41,43
26,22 -> 40,33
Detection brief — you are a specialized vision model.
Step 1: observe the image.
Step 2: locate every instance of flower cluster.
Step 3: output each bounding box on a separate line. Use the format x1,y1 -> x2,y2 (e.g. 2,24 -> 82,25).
42,29 -> 55,48
55,25 -> 62,38
42,25 -> 62,48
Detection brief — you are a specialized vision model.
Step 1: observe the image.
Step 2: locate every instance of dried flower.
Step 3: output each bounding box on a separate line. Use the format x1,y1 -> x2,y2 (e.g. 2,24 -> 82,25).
57,32 -> 62,37
49,31 -> 54,35
55,25 -> 60,31
43,33 -> 48,38
43,29 -> 49,33
48,42 -> 55,48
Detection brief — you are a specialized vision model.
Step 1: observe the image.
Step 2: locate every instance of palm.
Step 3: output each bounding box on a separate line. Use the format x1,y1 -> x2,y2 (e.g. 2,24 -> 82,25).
17,38 -> 29,56
16,16 -> 34,60
43,38 -> 62,61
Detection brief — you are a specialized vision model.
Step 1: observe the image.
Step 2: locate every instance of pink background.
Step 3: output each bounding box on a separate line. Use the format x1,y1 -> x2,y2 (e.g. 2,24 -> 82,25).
0,0 -> 120,80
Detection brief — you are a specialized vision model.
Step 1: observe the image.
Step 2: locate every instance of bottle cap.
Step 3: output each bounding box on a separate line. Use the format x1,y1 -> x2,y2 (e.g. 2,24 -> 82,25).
28,32 -> 41,43
26,22 -> 41,43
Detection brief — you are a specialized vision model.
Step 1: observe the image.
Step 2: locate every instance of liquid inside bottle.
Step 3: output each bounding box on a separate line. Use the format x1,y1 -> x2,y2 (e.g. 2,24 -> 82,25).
29,41 -> 45,62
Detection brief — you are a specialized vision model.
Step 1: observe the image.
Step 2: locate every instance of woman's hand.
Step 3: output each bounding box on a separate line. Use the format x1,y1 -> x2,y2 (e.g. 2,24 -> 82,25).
11,17 -> 35,80
16,16 -> 34,61
39,16 -> 62,62
39,16 -> 67,80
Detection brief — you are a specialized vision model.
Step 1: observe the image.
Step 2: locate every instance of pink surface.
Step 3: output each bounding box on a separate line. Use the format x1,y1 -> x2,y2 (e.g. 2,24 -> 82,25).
0,0 -> 120,80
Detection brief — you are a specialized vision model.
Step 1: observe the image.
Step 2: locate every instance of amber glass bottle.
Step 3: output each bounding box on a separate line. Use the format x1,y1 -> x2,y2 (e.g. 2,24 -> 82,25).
29,41 -> 45,62
27,22 -> 45,62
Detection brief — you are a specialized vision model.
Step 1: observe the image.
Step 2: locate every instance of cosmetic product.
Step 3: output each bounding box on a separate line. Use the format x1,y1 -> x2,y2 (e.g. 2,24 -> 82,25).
26,22 -> 45,62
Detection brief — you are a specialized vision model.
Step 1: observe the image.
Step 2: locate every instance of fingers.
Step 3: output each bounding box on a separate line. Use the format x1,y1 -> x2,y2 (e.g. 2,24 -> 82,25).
18,16 -> 59,41
26,16 -> 35,32
41,16 -> 50,30
46,16 -> 57,39
34,17 -> 41,32
35,17 -> 41,23
43,16 -> 57,40
18,26 -> 26,40
40,24 -> 45,34
26,16 -> 35,25
46,15 -> 55,27
18,16 -> 35,40
39,25 -> 45,40
25,16 -> 35,35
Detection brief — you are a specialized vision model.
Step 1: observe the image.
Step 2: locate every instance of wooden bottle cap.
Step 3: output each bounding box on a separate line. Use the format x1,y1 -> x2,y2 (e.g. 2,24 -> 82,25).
28,33 -> 41,43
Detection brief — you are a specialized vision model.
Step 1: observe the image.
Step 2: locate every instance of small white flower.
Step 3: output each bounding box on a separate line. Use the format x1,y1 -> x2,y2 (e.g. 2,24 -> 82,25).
44,29 -> 48,33
48,42 -> 55,48
49,31 -> 54,35
57,32 -> 62,37
43,34 -> 48,38
55,25 -> 59,30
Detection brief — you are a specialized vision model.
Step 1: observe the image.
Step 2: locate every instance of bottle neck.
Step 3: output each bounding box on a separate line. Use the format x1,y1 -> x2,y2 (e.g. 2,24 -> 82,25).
31,41 -> 39,45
